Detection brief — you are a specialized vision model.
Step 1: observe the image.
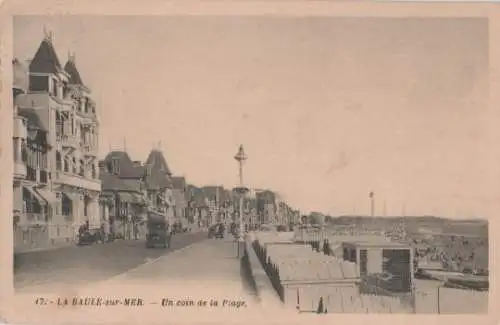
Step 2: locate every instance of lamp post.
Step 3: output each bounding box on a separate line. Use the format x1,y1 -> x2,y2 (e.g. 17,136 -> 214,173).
233,145 -> 249,248
369,191 -> 375,217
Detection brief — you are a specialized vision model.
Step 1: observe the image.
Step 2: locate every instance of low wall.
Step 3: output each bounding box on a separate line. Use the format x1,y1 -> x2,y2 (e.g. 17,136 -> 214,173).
244,235 -> 285,310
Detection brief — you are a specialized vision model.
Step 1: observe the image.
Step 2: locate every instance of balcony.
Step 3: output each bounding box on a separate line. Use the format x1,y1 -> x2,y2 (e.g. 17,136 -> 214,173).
14,162 -> 27,180
25,212 -> 47,223
53,171 -> 101,192
82,144 -> 97,157
58,134 -> 80,149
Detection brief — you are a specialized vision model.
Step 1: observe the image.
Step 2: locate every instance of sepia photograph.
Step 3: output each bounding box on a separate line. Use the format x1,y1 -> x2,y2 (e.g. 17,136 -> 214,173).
1,4 -> 498,324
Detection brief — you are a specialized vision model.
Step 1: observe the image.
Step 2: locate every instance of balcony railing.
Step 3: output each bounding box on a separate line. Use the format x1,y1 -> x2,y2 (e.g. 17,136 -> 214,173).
82,144 -> 97,156
52,171 -> 101,192
58,134 -> 80,148
25,212 -> 48,222
26,166 -> 37,182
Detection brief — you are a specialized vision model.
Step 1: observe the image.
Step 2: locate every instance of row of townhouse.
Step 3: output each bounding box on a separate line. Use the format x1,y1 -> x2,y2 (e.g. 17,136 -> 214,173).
12,33 -> 193,250
255,189 -> 299,226
183,185 -> 300,228
13,34 -> 101,251
98,148 -> 192,238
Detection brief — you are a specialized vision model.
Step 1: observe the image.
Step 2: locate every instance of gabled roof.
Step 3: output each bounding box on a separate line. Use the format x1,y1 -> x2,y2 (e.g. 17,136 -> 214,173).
256,190 -> 276,203
144,168 -> 173,190
144,149 -> 173,190
100,173 -> 142,193
29,38 -> 62,74
103,151 -> 144,179
64,59 -> 84,85
145,149 -> 172,176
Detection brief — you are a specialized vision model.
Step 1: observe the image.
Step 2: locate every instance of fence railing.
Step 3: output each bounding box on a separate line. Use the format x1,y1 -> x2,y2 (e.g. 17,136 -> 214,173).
413,283 -> 488,314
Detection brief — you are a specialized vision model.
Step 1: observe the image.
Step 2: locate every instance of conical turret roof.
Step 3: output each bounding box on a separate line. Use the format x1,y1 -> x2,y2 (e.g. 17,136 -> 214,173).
29,37 -> 62,74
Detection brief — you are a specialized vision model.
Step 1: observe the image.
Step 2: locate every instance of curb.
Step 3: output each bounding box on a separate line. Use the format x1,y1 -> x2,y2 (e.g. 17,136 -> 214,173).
244,237 -> 285,309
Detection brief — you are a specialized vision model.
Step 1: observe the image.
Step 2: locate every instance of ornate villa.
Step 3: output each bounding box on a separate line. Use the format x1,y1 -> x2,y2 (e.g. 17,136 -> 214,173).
13,32 -> 101,249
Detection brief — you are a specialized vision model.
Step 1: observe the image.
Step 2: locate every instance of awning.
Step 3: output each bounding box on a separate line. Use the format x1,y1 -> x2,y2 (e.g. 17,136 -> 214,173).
147,211 -> 167,223
61,192 -> 73,201
23,186 -> 47,206
35,188 -> 58,204
118,192 -> 135,203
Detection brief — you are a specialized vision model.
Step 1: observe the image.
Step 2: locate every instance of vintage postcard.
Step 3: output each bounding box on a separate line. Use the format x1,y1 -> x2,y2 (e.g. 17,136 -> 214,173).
0,1 -> 499,325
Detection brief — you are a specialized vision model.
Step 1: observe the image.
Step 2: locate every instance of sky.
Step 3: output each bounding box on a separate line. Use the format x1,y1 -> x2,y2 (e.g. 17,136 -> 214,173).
13,16 -> 496,219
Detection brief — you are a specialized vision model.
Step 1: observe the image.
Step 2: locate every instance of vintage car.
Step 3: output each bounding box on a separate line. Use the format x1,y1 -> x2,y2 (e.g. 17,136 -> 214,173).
146,217 -> 171,249
208,223 -> 225,239
77,228 -> 102,246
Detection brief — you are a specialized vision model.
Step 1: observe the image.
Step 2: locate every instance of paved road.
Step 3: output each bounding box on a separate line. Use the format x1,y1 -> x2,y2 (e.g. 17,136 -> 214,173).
14,231 -> 208,291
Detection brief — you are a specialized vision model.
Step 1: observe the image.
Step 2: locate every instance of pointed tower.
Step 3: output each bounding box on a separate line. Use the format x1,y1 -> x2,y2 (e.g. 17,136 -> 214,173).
28,33 -> 62,75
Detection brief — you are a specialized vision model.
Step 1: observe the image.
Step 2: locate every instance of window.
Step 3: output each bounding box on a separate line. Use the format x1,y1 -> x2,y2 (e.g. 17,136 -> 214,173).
63,83 -> 69,99
80,125 -> 85,144
112,158 -> 120,174
56,151 -> 62,171
92,164 -> 96,179
84,196 -> 91,217
52,79 -> 58,97
61,193 -> 72,216
23,187 -> 42,214
72,157 -> 77,174
56,112 -> 63,138
79,159 -> 85,177
64,156 -> 70,172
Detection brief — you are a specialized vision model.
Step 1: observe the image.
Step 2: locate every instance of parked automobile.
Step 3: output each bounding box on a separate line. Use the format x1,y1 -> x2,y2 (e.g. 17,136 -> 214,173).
78,229 -> 101,246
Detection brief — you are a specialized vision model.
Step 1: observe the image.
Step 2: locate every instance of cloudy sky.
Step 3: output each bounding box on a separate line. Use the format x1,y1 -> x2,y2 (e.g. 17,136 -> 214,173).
13,16 -> 495,218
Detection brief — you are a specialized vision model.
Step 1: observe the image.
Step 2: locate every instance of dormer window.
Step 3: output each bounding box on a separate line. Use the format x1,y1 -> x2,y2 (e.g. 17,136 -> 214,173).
112,158 -> 120,174
146,164 -> 152,176
84,98 -> 88,114
52,78 -> 58,97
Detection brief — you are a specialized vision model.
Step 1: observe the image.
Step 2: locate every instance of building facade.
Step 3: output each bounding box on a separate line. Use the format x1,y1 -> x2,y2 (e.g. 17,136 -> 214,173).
144,149 -> 175,226
99,151 -> 147,239
187,185 -> 209,227
13,34 -> 101,245
256,190 -> 277,225
13,61 -> 54,250
171,176 -> 190,225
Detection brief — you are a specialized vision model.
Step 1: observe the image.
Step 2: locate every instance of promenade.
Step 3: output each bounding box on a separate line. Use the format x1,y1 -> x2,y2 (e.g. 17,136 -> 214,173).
11,236 -> 283,325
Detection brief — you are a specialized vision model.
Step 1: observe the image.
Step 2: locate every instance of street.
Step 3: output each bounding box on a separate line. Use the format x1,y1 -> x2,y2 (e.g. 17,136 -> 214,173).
14,231 -> 209,292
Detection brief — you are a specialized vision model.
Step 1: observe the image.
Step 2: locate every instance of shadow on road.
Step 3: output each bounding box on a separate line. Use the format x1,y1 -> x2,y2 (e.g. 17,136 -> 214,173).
240,250 -> 260,302
14,232 -> 208,289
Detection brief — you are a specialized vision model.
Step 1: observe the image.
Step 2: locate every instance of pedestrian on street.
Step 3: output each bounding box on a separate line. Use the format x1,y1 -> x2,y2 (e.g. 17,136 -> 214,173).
103,219 -> 110,243
133,221 -> 139,240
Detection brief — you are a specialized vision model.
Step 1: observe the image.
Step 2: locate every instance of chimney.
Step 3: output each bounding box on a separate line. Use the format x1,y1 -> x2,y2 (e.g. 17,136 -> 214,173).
133,161 -> 142,168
